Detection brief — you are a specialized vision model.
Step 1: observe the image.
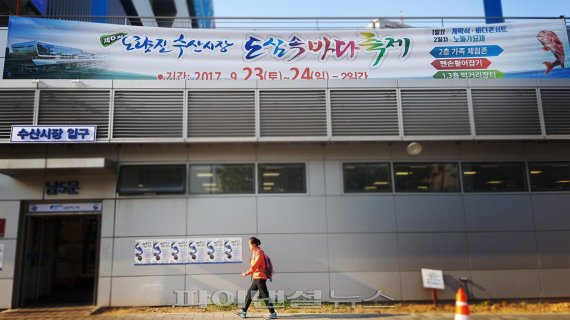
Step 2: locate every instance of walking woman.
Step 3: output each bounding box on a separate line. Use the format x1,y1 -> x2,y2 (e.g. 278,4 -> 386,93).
236,237 -> 277,319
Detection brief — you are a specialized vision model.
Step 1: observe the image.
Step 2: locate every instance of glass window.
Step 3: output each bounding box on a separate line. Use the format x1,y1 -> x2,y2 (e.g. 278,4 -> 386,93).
117,165 -> 186,195
258,163 -> 306,193
343,163 -> 391,193
394,163 -> 460,192
190,164 -> 254,194
462,162 -> 527,192
528,162 -> 570,191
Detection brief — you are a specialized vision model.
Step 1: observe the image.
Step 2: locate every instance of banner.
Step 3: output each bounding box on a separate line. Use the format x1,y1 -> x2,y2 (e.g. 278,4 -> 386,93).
4,16 -> 570,80
134,237 -> 243,265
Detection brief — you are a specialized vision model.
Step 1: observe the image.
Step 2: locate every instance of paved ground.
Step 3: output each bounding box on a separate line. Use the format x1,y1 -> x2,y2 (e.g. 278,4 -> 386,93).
0,307 -> 569,320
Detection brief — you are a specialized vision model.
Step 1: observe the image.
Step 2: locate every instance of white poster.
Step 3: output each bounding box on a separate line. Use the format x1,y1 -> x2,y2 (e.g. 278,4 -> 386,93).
151,240 -> 172,264
223,238 -> 243,263
169,239 -> 188,264
0,243 -> 3,270
188,239 -> 208,263
206,239 -> 225,263
134,239 -> 153,265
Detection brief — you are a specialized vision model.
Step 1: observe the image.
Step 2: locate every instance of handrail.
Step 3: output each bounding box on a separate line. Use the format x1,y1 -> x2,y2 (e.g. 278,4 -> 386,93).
1,15 -> 566,19
0,15 -> 566,30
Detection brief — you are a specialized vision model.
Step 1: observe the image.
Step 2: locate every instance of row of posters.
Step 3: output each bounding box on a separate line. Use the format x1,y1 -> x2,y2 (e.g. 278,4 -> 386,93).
4,16 -> 569,80
134,238 -> 242,265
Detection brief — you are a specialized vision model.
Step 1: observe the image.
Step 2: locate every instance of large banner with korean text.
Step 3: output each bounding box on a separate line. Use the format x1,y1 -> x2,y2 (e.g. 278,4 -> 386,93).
4,16 -> 570,80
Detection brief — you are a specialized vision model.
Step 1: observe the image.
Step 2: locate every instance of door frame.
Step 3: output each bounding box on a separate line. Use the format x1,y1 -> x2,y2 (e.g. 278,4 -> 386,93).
13,201 -> 102,308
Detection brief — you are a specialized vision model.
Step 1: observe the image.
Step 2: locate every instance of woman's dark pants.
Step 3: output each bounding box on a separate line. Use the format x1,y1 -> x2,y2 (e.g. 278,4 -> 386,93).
243,279 -> 276,313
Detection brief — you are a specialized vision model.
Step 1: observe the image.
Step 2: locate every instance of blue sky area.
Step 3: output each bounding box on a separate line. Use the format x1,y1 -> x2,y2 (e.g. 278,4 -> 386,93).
213,0 -> 570,17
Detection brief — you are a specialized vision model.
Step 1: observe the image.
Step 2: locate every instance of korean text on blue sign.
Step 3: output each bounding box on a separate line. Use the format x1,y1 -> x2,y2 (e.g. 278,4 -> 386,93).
10,126 -> 97,143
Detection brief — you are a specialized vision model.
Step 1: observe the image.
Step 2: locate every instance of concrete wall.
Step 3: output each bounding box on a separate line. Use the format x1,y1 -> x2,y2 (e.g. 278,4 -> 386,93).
1,141 -> 570,307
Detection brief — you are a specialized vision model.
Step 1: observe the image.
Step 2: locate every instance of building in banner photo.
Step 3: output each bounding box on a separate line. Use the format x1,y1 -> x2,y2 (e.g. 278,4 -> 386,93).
0,14 -> 569,309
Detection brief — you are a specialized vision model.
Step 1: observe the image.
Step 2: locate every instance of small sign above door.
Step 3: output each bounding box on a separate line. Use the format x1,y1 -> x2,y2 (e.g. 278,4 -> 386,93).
28,202 -> 102,213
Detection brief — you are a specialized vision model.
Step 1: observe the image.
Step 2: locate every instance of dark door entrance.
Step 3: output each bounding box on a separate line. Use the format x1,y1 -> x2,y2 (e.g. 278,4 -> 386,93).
19,214 -> 99,306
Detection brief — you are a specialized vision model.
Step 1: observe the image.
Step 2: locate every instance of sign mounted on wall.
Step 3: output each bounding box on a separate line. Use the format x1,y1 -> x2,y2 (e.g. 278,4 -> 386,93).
3,16 -> 569,80
45,180 -> 80,195
10,126 -> 97,143
28,202 -> 102,213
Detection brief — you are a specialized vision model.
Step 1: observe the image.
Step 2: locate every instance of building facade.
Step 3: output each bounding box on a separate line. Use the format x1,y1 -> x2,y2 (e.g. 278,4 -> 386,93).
0,77 -> 569,308
0,12 -> 569,308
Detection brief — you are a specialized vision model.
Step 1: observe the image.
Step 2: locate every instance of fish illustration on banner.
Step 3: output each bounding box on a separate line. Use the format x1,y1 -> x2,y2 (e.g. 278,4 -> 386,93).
536,30 -> 566,75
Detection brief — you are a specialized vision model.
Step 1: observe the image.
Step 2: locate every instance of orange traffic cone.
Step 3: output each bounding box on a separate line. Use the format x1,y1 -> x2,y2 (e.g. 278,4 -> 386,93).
454,288 -> 470,320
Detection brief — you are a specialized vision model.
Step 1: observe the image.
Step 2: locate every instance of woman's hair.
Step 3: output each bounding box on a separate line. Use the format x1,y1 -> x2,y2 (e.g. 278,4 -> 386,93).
248,236 -> 261,246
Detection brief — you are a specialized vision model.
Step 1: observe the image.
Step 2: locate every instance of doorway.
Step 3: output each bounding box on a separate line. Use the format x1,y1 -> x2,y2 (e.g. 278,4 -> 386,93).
19,214 -> 100,306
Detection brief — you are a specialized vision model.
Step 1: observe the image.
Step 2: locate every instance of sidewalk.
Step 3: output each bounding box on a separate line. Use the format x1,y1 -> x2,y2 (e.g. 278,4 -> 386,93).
0,307 -> 569,320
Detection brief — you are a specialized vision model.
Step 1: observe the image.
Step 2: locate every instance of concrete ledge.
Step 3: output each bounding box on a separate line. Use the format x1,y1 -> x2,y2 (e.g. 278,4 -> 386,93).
0,157 -> 116,175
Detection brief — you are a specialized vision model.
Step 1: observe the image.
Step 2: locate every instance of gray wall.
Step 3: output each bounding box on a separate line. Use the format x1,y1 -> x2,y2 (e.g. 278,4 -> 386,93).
0,28 -> 6,73
1,141 -> 570,307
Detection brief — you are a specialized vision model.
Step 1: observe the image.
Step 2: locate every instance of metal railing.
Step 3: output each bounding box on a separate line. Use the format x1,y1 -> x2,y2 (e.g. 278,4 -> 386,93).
0,15 -> 567,30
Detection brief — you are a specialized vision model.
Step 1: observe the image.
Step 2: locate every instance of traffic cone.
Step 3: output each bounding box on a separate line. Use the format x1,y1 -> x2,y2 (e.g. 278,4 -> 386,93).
454,288 -> 470,320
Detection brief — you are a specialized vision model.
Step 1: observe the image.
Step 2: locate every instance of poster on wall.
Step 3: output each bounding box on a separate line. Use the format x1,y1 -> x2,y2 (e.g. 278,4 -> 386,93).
151,240 -> 173,264
0,243 -> 4,270
223,238 -> 243,263
169,239 -> 189,264
134,240 -> 154,264
135,237 -> 242,265
188,239 -> 208,263
3,16 -> 570,80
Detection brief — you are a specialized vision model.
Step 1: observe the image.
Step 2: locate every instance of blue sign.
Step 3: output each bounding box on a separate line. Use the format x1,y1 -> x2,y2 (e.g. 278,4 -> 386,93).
430,45 -> 504,58
45,180 -> 80,195
31,0 -> 48,15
